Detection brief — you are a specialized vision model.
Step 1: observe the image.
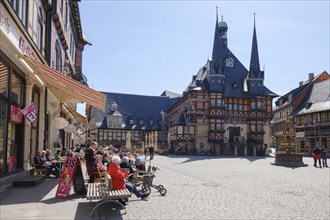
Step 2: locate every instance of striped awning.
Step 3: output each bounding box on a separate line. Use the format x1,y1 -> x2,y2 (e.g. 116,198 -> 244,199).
24,56 -> 106,111
63,103 -> 87,125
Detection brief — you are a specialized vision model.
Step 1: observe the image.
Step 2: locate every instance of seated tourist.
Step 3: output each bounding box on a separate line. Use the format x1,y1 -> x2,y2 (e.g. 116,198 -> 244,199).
134,154 -> 145,171
45,149 -> 55,161
108,156 -> 149,204
120,156 -> 134,174
54,149 -> 62,161
120,156 -> 135,181
34,150 -> 60,178
95,154 -> 106,171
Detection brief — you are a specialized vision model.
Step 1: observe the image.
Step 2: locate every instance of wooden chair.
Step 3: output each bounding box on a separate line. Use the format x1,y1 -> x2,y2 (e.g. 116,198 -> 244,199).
94,167 -> 107,183
32,164 -> 47,175
132,165 -> 153,186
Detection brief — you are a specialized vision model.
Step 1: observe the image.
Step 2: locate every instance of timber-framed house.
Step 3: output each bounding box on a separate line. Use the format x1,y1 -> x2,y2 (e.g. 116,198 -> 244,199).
167,12 -> 278,155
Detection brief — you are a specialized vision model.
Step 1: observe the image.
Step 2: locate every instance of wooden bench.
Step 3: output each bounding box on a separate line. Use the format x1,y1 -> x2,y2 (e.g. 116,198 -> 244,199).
86,172 -> 132,216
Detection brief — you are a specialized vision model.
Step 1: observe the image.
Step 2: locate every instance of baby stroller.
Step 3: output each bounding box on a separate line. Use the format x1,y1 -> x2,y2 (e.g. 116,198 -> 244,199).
141,166 -> 167,196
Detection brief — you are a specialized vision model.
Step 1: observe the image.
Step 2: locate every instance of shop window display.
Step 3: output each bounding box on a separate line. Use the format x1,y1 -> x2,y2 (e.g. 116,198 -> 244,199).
0,99 -> 7,174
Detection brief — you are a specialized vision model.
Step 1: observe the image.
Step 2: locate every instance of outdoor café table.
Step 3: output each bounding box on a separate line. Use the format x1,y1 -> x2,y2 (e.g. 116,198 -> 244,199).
52,159 -> 65,171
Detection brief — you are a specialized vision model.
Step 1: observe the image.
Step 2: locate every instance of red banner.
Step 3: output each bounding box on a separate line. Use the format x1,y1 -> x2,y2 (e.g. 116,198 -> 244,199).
55,157 -> 78,198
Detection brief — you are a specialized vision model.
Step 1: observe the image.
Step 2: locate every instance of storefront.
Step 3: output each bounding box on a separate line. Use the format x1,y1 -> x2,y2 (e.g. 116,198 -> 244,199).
1,1 -> 106,178
0,4 -> 43,175
0,55 -> 26,175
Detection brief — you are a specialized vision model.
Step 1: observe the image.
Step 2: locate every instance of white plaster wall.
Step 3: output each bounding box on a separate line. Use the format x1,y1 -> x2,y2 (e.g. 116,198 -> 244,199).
47,97 -> 61,152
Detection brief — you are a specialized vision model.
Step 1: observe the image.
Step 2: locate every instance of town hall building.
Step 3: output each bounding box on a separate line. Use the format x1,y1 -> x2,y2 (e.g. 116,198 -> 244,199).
166,13 -> 278,155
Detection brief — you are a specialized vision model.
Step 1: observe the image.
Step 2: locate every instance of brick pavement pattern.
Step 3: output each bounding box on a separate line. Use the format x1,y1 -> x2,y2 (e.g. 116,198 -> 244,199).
0,155 -> 329,220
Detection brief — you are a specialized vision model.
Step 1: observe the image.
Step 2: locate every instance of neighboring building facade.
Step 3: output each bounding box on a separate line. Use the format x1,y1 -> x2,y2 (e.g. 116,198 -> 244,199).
166,14 -> 277,155
87,91 -> 180,148
0,0 -> 104,178
274,72 -> 330,155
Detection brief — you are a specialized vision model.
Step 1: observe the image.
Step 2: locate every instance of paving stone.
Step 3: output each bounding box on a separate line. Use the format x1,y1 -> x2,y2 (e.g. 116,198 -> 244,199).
0,155 -> 329,220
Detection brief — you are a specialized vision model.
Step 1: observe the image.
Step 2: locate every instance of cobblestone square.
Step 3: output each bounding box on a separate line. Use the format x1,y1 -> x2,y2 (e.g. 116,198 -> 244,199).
1,155 -> 329,220
124,155 -> 330,220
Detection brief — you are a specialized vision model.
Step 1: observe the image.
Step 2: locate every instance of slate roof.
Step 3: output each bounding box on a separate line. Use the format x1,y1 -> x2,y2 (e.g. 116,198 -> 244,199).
160,90 -> 182,98
184,17 -> 277,99
292,79 -> 330,116
275,82 -> 310,107
94,92 -> 180,130
172,111 -> 187,126
184,51 -> 276,99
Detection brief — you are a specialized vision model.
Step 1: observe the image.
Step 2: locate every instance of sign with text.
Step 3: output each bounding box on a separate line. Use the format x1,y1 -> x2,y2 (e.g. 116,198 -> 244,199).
21,103 -> 37,123
55,156 -> 85,198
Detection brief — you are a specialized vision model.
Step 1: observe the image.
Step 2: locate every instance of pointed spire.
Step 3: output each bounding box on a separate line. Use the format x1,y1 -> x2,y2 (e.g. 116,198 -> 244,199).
216,6 -> 219,22
211,6 -> 223,75
249,13 -> 260,78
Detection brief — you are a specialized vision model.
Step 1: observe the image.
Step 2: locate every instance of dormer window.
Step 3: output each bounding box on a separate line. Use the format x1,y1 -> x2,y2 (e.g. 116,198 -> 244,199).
149,120 -> 154,126
226,57 -> 234,67
110,102 -> 118,111
139,119 -> 144,125
129,118 -> 134,125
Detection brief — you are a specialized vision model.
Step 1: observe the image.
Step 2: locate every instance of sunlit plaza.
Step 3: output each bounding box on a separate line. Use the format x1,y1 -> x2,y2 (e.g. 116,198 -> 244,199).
1,155 -> 329,220
1,1 -> 329,220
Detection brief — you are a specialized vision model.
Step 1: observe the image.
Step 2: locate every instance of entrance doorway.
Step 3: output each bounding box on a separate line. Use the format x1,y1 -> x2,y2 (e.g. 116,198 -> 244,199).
8,122 -> 24,172
229,127 -> 240,143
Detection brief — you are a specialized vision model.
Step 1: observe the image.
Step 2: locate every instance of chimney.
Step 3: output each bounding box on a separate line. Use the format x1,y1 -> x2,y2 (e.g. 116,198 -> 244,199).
308,73 -> 314,82
299,81 -> 304,87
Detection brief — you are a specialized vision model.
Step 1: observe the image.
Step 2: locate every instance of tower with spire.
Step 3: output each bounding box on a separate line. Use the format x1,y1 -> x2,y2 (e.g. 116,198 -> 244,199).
169,9 -> 277,156
247,13 -> 264,95
207,7 -> 227,93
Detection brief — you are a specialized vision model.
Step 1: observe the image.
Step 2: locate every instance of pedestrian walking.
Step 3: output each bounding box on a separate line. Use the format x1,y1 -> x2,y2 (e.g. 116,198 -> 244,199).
313,146 -> 322,168
321,146 -> 328,167
149,146 -> 155,160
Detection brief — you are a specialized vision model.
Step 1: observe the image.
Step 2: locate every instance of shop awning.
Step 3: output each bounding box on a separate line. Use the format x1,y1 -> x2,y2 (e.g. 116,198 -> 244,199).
63,103 -> 88,125
24,56 -> 106,111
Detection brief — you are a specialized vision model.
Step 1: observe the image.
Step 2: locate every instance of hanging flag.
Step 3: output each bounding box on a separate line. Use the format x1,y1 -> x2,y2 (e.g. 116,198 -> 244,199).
21,102 -> 37,123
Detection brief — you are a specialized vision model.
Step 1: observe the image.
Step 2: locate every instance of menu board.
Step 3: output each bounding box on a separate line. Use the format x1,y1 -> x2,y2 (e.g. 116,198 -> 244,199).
55,156 -> 86,198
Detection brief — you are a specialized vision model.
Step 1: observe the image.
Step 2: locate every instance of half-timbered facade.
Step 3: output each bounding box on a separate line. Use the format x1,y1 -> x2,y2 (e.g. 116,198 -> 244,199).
87,91 -> 180,148
167,13 -> 277,155
274,72 -> 330,156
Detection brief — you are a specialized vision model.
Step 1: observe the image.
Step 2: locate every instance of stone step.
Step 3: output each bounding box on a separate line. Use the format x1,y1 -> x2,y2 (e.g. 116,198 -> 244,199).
13,175 -> 46,187
0,170 -> 27,192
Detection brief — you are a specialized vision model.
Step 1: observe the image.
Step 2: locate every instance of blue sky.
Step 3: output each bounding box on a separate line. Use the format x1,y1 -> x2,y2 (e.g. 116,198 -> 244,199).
77,0 -> 329,113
